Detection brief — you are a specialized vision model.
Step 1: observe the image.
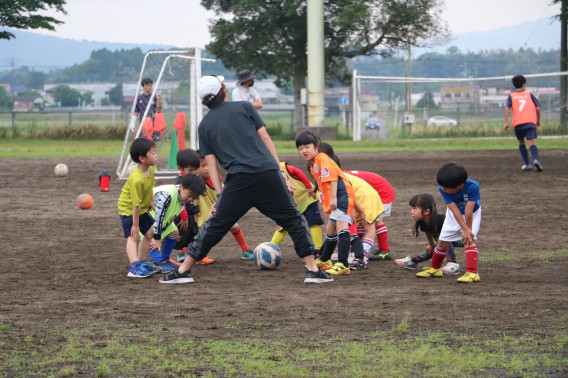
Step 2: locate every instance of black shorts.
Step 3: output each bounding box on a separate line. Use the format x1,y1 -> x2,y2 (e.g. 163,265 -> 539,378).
303,202 -> 324,227
514,124 -> 537,141
120,212 -> 154,238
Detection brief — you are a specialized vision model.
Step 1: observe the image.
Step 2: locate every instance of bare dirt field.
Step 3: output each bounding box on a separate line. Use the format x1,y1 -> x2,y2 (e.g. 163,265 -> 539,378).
1,149 -> 567,375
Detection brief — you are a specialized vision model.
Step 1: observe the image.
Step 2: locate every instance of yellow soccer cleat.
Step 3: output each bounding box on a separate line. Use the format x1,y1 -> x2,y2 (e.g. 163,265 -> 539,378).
457,271 -> 480,283
416,267 -> 443,278
315,258 -> 333,271
325,262 -> 351,276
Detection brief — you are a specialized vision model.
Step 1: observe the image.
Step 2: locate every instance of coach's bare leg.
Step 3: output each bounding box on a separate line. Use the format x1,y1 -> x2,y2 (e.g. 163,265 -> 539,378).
178,256 -> 197,273
303,254 -> 318,271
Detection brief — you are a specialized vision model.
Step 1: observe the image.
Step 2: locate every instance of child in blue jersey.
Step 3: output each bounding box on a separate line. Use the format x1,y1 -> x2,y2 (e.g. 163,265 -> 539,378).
117,138 -> 158,278
417,162 -> 481,283
146,174 -> 206,274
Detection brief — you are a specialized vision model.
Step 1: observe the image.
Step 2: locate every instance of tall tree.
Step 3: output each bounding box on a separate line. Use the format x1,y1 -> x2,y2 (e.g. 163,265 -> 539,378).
0,0 -> 67,40
108,84 -> 123,106
202,0 -> 448,128
53,85 -> 80,107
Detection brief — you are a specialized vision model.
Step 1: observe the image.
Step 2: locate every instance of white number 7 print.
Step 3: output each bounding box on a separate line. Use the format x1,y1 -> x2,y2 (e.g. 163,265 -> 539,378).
517,99 -> 526,112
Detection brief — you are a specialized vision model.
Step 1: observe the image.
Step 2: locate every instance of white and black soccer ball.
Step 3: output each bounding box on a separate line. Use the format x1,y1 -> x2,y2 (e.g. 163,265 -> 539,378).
253,242 -> 282,270
54,163 -> 68,177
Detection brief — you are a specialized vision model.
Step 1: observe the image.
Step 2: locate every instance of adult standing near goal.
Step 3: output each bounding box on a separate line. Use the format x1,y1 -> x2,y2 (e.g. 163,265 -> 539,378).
504,74 -> 543,172
231,70 -> 263,109
160,75 -> 333,284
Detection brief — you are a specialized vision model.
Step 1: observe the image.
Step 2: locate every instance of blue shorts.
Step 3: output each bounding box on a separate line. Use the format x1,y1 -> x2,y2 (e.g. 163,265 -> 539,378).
120,212 -> 154,238
514,124 -> 537,141
303,202 -> 324,227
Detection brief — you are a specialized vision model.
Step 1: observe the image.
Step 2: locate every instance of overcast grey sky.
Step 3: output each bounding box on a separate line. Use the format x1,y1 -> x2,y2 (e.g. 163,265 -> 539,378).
33,0 -> 560,48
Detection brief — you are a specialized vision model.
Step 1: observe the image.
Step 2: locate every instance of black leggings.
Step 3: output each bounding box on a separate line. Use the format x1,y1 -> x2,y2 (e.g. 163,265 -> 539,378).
187,170 -> 313,260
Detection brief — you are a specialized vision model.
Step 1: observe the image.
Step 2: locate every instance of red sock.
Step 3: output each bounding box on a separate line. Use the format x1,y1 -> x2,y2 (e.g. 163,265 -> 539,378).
465,246 -> 479,273
231,225 -> 249,251
357,228 -> 365,240
348,223 -> 358,235
431,247 -> 447,269
376,224 -> 389,252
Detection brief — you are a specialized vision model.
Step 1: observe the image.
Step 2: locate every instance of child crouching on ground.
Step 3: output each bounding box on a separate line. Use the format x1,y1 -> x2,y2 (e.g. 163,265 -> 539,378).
146,174 -> 206,273
174,148 -> 255,263
270,161 -> 324,254
394,193 -> 459,274
417,162 -> 482,283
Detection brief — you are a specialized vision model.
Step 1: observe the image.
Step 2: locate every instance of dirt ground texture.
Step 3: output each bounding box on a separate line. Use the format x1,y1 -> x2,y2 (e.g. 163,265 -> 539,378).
1,149 -> 567,374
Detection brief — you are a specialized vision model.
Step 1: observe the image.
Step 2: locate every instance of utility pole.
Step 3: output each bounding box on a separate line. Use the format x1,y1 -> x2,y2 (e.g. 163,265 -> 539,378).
423,56 -> 428,119
119,61 -> 123,109
10,57 -> 15,96
307,0 -> 325,128
406,45 -> 412,112
560,0 -> 567,129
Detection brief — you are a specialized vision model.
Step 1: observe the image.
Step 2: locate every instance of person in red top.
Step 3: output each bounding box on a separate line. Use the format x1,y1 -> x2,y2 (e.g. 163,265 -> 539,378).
318,141 -> 396,262
296,130 -> 356,276
270,162 -> 324,253
504,74 -> 542,172
345,170 -> 395,261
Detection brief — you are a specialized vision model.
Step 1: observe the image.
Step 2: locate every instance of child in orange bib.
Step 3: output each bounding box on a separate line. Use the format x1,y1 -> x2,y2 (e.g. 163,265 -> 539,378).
296,131 -> 356,276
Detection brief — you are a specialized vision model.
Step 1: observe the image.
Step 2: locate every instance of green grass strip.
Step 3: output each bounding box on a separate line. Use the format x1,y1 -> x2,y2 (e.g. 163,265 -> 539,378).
1,328 -> 566,376
1,137 -> 567,158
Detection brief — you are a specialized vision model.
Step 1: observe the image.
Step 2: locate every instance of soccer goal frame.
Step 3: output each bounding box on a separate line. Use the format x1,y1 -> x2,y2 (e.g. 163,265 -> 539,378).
117,48 -> 215,180
351,70 -> 568,141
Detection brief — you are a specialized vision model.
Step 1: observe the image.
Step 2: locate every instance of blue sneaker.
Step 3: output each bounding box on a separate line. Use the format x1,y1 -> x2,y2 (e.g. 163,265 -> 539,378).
533,160 -> 543,172
521,164 -> 533,171
241,249 -> 254,260
127,261 -> 153,278
140,260 -> 160,276
158,259 -> 178,273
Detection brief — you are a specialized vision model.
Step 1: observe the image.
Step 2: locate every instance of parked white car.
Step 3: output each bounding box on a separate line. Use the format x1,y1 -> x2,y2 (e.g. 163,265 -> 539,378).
427,116 -> 458,126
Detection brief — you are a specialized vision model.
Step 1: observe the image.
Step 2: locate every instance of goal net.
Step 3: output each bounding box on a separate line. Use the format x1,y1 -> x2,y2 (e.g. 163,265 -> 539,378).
116,49 -> 215,179
351,70 -> 568,141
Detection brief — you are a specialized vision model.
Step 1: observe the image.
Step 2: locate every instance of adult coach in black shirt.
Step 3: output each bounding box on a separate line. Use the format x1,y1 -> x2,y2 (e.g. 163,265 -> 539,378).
160,75 -> 333,284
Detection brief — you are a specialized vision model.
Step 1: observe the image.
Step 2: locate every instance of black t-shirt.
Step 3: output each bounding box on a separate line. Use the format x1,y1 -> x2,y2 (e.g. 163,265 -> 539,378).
135,93 -> 157,121
198,101 -> 279,175
418,214 -> 445,238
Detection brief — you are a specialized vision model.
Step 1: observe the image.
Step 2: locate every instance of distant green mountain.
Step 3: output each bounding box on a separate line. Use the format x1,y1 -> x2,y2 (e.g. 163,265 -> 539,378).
0,28 -> 175,71
1,16 -> 560,74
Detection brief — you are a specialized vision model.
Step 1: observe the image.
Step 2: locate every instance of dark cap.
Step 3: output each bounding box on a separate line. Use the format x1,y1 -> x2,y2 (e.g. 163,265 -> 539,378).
236,70 -> 254,85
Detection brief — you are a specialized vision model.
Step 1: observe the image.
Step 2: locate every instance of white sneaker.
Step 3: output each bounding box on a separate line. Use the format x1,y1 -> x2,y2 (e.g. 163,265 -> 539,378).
394,256 -> 419,269
348,252 -> 355,263
330,252 -> 355,262
441,262 -> 460,274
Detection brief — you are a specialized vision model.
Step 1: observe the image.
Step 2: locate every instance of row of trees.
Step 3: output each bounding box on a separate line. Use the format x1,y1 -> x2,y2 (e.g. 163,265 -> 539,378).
2,0 -> 565,126
355,47 -> 561,79
2,47 -> 562,90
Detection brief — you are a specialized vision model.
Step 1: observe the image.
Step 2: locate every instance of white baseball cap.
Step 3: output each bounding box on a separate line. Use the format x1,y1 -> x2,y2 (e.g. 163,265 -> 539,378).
197,75 -> 225,101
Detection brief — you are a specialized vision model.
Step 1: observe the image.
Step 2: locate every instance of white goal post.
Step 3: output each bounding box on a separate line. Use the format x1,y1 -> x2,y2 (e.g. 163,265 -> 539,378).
352,70 -> 568,141
117,48 -> 215,179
